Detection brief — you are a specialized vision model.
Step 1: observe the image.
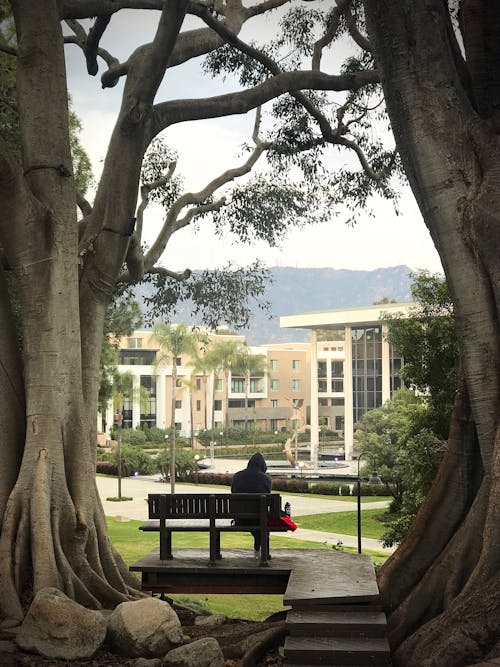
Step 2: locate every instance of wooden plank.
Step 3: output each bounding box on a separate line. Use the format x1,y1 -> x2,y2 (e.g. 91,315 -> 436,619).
286,609 -> 387,637
283,551 -> 379,606
284,636 -> 391,666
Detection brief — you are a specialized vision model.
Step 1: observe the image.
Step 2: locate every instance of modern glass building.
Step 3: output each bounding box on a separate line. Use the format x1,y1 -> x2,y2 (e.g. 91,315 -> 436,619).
280,303 -> 412,461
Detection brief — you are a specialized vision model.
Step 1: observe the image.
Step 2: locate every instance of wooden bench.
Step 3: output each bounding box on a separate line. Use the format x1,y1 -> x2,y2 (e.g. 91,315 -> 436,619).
139,493 -> 288,566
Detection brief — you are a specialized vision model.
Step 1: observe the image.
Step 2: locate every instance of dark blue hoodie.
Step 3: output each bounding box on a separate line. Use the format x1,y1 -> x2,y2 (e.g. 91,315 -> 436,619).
231,452 -> 272,493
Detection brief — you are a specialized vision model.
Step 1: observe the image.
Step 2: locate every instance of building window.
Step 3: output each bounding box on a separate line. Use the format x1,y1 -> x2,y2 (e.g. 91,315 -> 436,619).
214,400 -> 222,411
231,377 -> 245,393
335,416 -> 345,430
270,379 -> 279,390
175,378 -> 182,387
352,325 -> 383,424
175,422 -> 181,431
292,379 -> 301,391
331,379 -> 344,393
140,375 -> 156,428
332,398 -> 344,406
331,361 -> 343,377
127,337 -> 142,349
318,361 -> 327,378
196,378 -> 201,390
119,349 -> 156,365
319,398 -> 328,406
292,359 -> 300,370
175,400 -> 182,409
270,359 -> 278,370
270,399 -> 279,408
318,379 -> 327,393
196,400 -> 201,411
317,328 -> 345,342
175,357 -> 182,366
215,379 -> 223,391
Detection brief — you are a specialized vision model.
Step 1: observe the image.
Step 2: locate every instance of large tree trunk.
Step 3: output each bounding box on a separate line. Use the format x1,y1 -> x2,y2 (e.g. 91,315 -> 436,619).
0,1 -> 142,622
0,0 -> 188,621
364,1 -> 500,664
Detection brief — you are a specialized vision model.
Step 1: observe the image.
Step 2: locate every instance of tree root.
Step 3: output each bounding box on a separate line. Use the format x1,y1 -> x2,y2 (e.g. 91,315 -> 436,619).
0,448 -> 141,621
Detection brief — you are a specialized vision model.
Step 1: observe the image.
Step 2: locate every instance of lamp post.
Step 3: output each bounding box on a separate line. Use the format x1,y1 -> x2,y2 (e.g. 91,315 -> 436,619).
356,453 -> 383,554
194,454 -> 200,484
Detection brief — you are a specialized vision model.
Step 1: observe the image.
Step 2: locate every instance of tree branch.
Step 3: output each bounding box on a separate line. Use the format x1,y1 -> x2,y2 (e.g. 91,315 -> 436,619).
136,160 -> 177,243
64,20 -> 121,84
0,43 -> 17,56
312,0 -> 350,71
143,133 -> 268,269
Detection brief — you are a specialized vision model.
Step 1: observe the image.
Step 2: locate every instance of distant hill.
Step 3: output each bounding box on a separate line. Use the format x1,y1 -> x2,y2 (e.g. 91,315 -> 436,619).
137,265 -> 413,345
237,265 -> 413,344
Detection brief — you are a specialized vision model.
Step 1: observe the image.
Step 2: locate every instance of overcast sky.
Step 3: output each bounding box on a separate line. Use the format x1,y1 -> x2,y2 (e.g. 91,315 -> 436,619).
64,9 -> 444,276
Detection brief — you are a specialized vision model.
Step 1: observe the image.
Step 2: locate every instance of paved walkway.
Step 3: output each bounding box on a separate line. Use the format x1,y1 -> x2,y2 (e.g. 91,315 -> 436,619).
97,471 -> 394,554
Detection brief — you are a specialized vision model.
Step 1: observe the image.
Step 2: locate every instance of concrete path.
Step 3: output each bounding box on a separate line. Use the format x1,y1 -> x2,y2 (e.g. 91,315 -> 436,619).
97,472 -> 394,554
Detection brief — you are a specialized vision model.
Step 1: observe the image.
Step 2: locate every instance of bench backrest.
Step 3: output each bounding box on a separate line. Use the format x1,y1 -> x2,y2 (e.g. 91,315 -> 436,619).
148,493 -> 282,521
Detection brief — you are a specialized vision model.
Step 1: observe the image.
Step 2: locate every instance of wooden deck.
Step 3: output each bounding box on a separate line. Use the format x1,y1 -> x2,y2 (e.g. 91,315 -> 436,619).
130,547 -> 378,600
131,548 -> 391,665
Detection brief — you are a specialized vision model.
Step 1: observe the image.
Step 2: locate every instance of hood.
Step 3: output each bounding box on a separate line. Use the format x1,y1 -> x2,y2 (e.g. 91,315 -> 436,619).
247,452 -> 267,473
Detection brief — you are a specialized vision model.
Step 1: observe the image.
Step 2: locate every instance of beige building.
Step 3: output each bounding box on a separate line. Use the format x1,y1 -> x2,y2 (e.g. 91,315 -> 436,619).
280,302 -> 413,461
104,329 -> 310,438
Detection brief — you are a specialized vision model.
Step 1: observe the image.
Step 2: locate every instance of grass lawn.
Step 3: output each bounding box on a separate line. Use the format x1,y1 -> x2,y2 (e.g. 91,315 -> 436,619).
295,508 -> 389,540
107,517 -> 388,621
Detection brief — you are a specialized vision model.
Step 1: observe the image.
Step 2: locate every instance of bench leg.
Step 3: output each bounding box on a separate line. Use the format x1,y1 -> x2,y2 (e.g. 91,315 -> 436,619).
259,533 -> 270,567
209,529 -> 217,566
216,532 -> 222,560
160,532 -> 173,561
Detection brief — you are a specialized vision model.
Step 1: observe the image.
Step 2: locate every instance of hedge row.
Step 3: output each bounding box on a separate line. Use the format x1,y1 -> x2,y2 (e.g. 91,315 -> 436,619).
97,465 -> 389,497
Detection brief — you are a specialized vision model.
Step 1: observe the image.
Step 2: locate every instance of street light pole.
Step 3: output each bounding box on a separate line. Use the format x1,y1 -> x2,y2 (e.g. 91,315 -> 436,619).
356,452 -> 366,555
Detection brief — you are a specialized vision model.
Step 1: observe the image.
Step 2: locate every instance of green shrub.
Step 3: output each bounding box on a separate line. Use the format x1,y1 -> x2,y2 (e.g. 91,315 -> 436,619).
191,472 -> 233,487
96,461 -> 118,476
156,449 -> 199,481
110,444 -> 156,475
120,429 -> 147,446
271,478 -> 309,493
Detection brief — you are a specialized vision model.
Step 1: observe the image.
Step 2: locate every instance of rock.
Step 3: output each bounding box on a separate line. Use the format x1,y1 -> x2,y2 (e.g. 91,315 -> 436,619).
163,637 -> 225,667
16,587 -> 106,660
107,597 -> 183,658
132,659 -> 163,667
194,614 -> 227,627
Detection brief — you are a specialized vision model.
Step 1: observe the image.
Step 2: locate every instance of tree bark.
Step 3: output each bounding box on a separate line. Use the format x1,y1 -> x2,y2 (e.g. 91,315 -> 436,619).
364,1 -> 500,663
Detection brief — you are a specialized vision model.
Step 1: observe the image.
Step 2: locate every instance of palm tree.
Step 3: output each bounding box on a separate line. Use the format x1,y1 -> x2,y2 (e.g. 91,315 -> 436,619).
152,322 -> 202,493
232,348 -> 268,431
205,340 -> 243,434
189,352 -> 213,433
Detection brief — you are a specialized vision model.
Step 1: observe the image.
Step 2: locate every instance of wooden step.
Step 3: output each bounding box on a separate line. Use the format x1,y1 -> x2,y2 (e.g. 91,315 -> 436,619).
286,609 -> 387,637
284,636 -> 391,665
290,602 -> 384,612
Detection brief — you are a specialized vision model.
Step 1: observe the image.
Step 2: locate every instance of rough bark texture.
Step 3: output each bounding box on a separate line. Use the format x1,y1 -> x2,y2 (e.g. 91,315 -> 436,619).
363,1 -> 500,664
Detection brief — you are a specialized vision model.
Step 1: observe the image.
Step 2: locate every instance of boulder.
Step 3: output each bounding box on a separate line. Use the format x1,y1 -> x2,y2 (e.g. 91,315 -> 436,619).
107,597 -> 183,658
16,587 -> 106,660
163,637 -> 225,667
194,614 -> 227,627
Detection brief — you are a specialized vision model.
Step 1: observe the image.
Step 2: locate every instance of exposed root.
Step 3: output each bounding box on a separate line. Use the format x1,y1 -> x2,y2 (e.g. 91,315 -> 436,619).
394,570 -> 500,667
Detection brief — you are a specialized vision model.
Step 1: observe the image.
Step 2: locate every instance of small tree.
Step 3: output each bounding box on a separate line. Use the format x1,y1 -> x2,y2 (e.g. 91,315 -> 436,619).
355,389 -> 445,545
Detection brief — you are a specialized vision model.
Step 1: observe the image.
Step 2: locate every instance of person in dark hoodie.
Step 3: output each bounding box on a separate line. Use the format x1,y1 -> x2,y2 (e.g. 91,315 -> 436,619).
231,452 -> 272,555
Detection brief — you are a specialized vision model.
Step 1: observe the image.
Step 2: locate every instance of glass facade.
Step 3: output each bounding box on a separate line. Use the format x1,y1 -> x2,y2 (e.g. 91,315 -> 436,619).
140,375 -> 157,428
351,326 -> 383,425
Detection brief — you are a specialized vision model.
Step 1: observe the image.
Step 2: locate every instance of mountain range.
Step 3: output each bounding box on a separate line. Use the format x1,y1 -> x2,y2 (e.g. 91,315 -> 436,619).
138,265 -> 414,345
